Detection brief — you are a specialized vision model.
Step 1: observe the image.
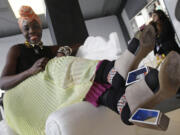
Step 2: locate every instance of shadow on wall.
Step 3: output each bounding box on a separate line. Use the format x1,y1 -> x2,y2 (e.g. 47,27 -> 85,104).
175,0 -> 180,21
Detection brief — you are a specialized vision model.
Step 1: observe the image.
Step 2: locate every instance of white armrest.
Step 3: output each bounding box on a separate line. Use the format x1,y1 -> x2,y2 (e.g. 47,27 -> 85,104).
45,102 -> 135,135
0,120 -> 18,135
0,106 -> 5,120
0,106 -> 18,135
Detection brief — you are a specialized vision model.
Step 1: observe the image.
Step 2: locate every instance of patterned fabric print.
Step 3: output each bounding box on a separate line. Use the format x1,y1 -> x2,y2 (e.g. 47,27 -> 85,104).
18,5 -> 41,28
107,67 -> 116,84
117,94 -> 127,115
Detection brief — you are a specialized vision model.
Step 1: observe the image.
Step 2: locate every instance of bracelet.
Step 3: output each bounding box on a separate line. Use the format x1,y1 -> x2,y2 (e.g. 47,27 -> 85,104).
57,46 -> 72,56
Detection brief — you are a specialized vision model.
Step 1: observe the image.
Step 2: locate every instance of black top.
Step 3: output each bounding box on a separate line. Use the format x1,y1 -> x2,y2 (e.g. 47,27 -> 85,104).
16,44 -> 53,73
154,21 -> 180,55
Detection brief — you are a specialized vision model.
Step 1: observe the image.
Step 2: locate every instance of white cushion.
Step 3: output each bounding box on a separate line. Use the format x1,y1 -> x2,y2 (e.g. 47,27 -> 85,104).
76,32 -> 122,60
45,102 -> 135,135
0,120 -> 18,135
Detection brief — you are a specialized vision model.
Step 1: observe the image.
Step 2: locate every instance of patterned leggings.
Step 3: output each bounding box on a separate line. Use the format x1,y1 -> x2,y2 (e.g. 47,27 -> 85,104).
94,60 -> 132,125
95,59 -> 160,125
94,37 -> 160,125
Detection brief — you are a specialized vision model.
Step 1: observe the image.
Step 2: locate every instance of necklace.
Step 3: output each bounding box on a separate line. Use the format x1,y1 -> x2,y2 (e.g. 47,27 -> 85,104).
25,41 -> 43,49
24,41 -> 43,54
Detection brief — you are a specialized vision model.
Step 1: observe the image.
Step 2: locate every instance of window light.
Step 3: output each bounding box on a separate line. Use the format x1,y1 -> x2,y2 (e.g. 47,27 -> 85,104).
8,0 -> 46,18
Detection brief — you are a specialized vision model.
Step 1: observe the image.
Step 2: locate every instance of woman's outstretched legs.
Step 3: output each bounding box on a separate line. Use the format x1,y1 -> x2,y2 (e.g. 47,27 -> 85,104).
98,67 -> 159,125
99,51 -> 180,126
94,24 -> 157,125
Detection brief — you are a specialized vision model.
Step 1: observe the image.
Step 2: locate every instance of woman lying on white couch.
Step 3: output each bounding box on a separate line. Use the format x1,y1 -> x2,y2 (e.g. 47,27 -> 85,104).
1,5 -> 180,135
2,18 -> 180,135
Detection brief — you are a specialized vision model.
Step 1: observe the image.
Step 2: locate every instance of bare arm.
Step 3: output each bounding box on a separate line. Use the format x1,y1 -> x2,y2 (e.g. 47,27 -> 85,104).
0,45 -> 48,90
69,43 -> 82,56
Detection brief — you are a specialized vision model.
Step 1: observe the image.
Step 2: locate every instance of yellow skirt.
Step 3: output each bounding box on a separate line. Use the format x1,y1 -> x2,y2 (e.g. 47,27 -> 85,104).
4,56 -> 99,135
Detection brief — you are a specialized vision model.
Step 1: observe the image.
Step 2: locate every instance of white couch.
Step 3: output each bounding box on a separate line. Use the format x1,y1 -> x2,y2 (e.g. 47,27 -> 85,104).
45,15 -> 180,135
45,102 -> 180,135
45,102 -> 135,135
1,14 -> 180,135
45,15 -> 128,135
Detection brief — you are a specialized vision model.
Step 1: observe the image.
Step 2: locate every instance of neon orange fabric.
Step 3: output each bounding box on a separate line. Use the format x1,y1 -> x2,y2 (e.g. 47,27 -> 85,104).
18,5 -> 41,28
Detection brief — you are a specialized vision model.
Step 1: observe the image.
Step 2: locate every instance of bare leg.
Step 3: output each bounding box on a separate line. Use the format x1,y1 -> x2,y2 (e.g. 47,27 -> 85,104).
98,25 -> 157,125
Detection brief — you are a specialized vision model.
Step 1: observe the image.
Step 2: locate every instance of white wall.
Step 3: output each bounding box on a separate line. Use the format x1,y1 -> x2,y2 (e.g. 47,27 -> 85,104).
121,10 -> 134,39
85,15 -> 127,52
0,29 -> 53,96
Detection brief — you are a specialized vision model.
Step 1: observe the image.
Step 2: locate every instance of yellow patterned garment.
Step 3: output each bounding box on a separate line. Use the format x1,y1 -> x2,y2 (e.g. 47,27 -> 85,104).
4,56 -> 99,135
